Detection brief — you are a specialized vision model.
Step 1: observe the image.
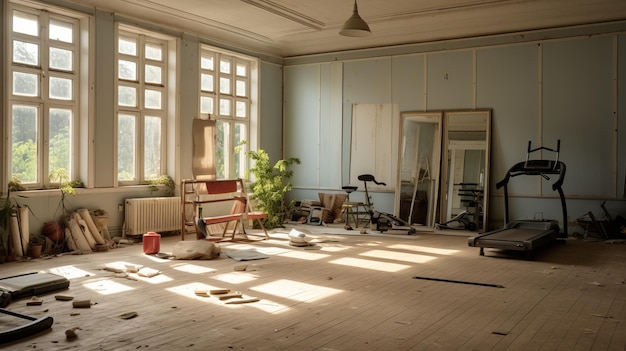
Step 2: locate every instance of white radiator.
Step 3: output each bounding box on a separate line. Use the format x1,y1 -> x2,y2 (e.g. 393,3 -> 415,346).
124,197 -> 180,236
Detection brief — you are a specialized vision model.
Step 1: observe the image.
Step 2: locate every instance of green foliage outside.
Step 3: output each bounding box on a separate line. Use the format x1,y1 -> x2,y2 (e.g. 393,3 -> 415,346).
246,149 -> 300,229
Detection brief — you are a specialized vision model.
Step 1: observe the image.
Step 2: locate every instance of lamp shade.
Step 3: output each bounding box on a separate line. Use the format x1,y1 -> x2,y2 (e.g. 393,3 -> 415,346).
340,1 -> 371,37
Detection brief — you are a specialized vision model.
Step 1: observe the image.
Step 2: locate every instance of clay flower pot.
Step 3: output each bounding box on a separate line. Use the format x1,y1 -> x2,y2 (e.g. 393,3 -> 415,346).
42,221 -> 63,241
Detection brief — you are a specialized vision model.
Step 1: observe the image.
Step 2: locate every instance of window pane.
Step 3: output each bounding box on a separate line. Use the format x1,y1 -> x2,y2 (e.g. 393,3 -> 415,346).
201,73 -> 214,92
236,63 -> 247,77
49,76 -> 73,100
144,116 -> 162,179
118,114 -> 136,181
236,80 -> 246,97
118,60 -> 137,80
13,10 -> 39,37
118,86 -> 137,107
219,98 -> 231,116
235,101 -> 246,118
11,105 -> 38,183
144,90 -> 162,109
145,64 -> 162,84
49,19 -> 73,43
200,96 -> 214,114
13,40 -> 39,65
119,37 -> 137,55
13,71 -> 39,97
216,121 -> 229,179
50,47 -> 73,71
201,56 -> 214,70
219,59 -> 231,74
145,43 -> 162,61
234,123 -> 246,178
219,77 -> 231,94
49,108 -> 72,176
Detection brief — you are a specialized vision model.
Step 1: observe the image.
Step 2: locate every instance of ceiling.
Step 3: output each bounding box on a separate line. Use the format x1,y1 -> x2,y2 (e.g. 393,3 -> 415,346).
67,0 -> 626,58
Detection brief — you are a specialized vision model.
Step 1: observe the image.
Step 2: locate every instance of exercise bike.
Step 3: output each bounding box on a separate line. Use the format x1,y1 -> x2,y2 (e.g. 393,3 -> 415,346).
436,184 -> 483,231
358,174 -> 417,235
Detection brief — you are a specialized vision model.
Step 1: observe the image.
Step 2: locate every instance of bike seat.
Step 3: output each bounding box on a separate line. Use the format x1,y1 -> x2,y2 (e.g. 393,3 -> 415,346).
358,174 -> 375,182
358,174 -> 386,186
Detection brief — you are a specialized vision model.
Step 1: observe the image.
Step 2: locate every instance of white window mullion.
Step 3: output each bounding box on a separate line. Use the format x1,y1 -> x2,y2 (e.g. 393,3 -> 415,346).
8,3 -> 81,188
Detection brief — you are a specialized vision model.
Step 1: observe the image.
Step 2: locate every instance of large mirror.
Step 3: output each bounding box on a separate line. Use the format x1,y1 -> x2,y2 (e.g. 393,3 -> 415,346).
439,110 -> 491,232
395,111 -> 443,230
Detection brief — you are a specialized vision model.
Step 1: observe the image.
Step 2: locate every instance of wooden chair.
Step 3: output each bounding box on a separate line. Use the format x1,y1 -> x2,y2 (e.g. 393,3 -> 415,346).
181,178 -> 269,241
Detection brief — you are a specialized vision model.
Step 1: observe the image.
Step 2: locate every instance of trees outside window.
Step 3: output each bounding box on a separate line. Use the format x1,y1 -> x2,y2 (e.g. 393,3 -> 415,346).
8,5 -> 81,188
116,28 -> 168,183
200,47 -> 256,179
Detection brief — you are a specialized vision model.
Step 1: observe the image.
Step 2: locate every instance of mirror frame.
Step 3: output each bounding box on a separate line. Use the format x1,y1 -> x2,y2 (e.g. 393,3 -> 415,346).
395,111 -> 443,230
440,109 -> 492,232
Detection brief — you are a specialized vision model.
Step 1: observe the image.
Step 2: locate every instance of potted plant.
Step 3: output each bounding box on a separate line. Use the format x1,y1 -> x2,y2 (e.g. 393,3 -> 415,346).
246,149 -> 300,229
0,192 -> 13,262
147,175 -> 175,196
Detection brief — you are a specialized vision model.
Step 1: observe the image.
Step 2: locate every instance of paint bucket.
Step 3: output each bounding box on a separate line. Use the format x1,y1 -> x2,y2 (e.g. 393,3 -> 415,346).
142,232 -> 161,254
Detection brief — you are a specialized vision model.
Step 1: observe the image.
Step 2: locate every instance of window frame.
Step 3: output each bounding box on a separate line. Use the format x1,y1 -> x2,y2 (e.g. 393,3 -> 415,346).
200,46 -> 257,180
6,3 -> 83,190
115,26 -> 170,185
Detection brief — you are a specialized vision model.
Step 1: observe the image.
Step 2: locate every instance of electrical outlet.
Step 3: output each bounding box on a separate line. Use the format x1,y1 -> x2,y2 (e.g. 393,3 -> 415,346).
118,204 -> 123,212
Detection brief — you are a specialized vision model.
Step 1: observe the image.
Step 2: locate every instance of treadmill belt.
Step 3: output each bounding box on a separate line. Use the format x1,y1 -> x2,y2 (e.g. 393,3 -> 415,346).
483,228 -> 545,241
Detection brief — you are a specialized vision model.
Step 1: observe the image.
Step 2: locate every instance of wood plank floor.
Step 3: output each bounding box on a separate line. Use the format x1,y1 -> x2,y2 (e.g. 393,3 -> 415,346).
1,225 -> 625,350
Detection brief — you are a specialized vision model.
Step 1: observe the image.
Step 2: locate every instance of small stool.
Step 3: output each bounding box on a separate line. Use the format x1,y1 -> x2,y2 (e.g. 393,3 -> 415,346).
342,202 -> 365,228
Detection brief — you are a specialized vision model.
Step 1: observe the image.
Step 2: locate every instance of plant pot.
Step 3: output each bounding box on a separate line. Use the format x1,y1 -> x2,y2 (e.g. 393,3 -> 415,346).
29,243 -> 43,258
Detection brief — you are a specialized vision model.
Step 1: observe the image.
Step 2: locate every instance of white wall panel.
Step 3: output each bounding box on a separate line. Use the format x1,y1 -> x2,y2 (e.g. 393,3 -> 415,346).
543,36 -> 614,197
259,61 -> 283,163
392,54 -> 426,112
318,63 -> 343,188
284,65 -> 321,188
476,44 -> 539,196
343,58 -> 392,104
426,51 -> 474,110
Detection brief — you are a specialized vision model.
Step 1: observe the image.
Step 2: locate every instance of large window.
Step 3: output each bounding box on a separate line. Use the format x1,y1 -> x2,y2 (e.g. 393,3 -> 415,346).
200,47 -> 256,179
7,4 -> 82,188
116,28 -> 169,183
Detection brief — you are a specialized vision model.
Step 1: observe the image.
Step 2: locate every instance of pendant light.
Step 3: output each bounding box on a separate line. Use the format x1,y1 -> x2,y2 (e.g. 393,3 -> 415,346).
339,0 -> 371,37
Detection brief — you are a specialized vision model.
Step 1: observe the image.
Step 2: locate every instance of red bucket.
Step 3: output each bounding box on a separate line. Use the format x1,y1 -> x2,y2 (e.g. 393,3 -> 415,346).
143,232 -> 161,254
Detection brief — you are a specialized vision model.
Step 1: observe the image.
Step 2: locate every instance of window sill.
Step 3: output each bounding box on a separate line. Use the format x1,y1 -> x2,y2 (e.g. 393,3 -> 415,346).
10,185 -> 158,198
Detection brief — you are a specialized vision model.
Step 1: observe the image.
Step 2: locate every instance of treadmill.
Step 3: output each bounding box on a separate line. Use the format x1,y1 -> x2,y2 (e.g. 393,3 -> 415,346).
468,140 -> 567,258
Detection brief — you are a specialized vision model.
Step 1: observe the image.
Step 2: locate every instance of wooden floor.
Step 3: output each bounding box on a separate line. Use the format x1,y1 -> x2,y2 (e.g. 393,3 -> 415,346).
1,225 -> 625,351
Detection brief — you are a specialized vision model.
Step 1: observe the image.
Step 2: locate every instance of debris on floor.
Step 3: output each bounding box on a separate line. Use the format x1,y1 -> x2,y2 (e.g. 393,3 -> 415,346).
72,300 -> 92,308
55,295 -> 74,301
193,288 -> 259,304
119,311 -> 138,319
65,327 -> 80,340
26,296 -> 43,306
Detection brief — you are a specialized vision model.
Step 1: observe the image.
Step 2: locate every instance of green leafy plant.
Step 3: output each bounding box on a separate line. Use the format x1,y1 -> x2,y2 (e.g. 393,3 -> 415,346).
246,149 -> 300,229
8,177 -> 26,192
0,191 -> 14,261
49,169 -> 83,195
147,175 -> 175,196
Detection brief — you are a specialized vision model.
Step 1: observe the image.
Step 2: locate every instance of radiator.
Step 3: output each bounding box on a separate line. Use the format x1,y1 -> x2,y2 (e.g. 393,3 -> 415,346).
124,197 -> 180,236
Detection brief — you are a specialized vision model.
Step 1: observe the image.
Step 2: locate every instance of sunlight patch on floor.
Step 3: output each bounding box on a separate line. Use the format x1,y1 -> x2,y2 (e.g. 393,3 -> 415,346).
387,244 -> 460,255
330,257 -> 411,272
252,279 -> 342,302
359,249 -> 436,264
171,263 -> 217,274
212,272 -> 258,284
277,250 -> 330,260
83,279 -> 135,295
49,265 -> 93,279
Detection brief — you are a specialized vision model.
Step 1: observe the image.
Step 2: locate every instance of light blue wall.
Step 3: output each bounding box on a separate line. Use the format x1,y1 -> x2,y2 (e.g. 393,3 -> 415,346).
284,31 -> 626,231
259,61 -> 283,164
